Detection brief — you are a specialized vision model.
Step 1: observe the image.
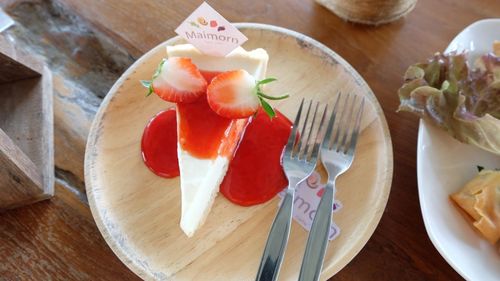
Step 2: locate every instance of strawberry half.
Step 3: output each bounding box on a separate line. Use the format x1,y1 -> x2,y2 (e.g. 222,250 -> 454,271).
142,57 -> 207,103
207,70 -> 289,119
207,70 -> 260,119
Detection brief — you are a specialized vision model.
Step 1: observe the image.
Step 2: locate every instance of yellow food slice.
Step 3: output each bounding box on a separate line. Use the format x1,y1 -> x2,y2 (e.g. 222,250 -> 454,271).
450,170 -> 500,245
493,40 -> 500,56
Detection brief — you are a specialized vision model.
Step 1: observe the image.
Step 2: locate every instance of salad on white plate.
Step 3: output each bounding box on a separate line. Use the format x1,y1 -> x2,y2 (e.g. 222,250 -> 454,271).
397,19 -> 500,281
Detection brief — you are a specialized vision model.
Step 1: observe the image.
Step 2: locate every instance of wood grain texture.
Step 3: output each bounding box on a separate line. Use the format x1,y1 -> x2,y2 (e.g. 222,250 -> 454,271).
1,0 -> 134,99
0,36 -> 54,209
52,74 -> 97,188
0,182 -> 140,280
316,0 -> 418,25
85,25 -> 393,281
0,35 -> 42,84
0,129 -> 43,209
0,1 -> 134,189
0,52 -> 40,84
1,0 -> 499,279
0,70 -> 54,208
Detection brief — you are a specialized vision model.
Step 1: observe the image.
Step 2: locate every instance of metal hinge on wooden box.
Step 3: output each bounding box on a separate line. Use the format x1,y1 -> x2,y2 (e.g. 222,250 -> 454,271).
0,34 -> 54,210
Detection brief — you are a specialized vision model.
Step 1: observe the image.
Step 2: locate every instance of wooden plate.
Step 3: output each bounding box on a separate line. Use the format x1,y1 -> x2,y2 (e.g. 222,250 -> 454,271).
85,23 -> 393,280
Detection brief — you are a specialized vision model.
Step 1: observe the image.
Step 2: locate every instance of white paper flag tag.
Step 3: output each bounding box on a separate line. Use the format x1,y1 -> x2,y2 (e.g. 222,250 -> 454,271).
175,2 -> 248,57
278,171 -> 342,240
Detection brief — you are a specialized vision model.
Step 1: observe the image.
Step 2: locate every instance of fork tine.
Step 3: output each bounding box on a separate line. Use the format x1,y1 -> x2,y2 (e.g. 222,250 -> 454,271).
297,101 -> 313,158
338,95 -> 357,152
309,104 -> 328,162
345,97 -> 365,155
302,102 -> 320,159
285,99 -> 304,157
331,94 -> 351,151
322,93 -> 341,150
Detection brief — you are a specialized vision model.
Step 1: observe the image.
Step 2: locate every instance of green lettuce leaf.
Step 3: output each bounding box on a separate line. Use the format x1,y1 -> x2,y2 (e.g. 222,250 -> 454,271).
398,52 -> 500,155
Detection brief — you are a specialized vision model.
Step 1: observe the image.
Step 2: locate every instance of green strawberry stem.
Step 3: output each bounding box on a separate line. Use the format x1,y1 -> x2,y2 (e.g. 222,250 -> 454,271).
257,77 -> 277,85
141,59 -> 166,97
255,77 -> 289,119
140,80 -> 153,96
257,92 -> 289,100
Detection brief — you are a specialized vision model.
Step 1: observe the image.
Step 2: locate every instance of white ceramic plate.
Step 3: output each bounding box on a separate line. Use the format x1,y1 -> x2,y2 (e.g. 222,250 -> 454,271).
417,19 -> 500,281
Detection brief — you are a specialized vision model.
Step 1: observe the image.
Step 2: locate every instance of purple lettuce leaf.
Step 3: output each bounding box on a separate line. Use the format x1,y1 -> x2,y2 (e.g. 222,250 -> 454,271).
398,51 -> 500,155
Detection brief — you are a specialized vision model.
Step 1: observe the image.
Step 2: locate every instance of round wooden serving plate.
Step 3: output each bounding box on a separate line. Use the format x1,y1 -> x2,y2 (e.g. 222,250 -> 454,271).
85,23 -> 393,280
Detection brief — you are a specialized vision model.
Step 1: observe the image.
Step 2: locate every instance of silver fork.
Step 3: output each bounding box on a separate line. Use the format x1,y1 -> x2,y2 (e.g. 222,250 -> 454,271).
298,93 -> 365,281
256,99 -> 328,281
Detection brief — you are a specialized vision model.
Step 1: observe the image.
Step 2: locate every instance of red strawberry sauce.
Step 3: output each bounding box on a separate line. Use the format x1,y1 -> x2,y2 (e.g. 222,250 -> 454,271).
141,109 -> 179,178
176,96 -> 239,159
141,107 -> 291,206
141,71 -> 292,206
220,109 -> 291,206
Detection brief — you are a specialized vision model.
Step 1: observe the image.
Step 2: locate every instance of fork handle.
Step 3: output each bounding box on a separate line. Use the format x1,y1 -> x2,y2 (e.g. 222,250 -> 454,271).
256,188 -> 294,281
298,181 -> 335,281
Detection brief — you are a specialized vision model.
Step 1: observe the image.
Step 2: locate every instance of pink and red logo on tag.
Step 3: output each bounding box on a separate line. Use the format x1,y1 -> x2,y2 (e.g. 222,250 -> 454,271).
175,2 -> 248,57
278,171 -> 342,241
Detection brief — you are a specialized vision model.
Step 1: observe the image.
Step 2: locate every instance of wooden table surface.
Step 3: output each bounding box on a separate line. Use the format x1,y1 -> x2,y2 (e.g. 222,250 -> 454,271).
1,0 -> 499,280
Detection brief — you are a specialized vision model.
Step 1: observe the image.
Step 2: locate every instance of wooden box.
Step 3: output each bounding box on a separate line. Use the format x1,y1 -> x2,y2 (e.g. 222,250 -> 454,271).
0,34 -> 54,210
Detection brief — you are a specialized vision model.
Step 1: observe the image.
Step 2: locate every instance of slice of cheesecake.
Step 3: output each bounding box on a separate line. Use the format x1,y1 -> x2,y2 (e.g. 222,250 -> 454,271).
166,44 -> 269,236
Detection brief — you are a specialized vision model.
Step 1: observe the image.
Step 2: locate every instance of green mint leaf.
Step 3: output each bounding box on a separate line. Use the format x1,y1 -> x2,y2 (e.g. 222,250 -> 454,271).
257,92 -> 289,100
259,97 -> 276,119
252,77 -> 287,118
257,77 -> 277,86
141,80 -> 151,88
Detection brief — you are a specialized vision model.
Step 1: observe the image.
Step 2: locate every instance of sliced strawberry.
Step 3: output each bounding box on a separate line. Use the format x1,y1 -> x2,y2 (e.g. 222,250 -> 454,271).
151,57 -> 207,103
207,70 -> 260,119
